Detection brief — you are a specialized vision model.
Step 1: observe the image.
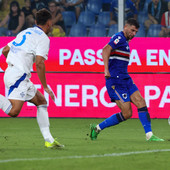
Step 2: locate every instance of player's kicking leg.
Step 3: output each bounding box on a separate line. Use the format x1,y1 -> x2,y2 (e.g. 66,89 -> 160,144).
90,100 -> 129,140
29,90 -> 64,148
90,92 -> 164,141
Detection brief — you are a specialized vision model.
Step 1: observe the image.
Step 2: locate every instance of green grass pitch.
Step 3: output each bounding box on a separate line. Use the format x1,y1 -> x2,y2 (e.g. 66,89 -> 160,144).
0,118 -> 170,170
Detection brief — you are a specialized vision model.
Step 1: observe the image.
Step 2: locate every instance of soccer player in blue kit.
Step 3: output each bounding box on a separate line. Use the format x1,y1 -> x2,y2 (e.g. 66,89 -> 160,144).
90,18 -> 164,142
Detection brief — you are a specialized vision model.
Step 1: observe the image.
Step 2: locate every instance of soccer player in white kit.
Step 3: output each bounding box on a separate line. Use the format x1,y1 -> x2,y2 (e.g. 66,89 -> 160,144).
0,8 -> 64,148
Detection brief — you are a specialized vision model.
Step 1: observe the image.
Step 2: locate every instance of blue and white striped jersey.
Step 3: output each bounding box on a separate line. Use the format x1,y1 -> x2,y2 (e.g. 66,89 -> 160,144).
108,31 -> 130,79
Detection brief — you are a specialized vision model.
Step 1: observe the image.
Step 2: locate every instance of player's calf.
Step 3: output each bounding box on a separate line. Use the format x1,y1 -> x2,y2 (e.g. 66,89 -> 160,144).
8,108 -> 20,117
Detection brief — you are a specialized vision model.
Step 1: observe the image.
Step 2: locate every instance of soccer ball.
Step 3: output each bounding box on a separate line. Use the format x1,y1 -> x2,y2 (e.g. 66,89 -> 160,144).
168,116 -> 170,125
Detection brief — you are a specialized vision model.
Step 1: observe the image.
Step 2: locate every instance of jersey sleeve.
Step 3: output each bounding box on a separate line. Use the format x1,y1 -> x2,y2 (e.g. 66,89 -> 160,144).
7,31 -> 21,48
7,38 -> 16,48
7,41 -> 13,48
35,37 -> 50,60
108,34 -> 124,50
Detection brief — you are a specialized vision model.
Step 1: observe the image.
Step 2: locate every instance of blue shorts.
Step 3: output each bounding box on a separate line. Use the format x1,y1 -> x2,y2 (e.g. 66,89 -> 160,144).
106,76 -> 138,103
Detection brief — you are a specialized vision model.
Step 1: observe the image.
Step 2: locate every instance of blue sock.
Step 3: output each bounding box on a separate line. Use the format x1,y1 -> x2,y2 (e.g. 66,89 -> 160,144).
138,106 -> 152,133
99,112 -> 126,130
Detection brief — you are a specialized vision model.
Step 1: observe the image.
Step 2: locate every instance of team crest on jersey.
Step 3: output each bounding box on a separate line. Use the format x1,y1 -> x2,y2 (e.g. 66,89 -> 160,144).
20,92 -> 25,98
114,36 -> 121,45
122,93 -> 127,99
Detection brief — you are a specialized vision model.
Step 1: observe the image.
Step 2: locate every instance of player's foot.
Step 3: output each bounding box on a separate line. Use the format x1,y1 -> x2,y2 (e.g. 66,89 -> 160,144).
45,138 -> 64,148
147,135 -> 164,142
90,124 -> 99,140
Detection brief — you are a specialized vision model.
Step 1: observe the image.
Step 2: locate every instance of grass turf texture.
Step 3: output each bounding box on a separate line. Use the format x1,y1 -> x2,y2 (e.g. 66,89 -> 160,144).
0,118 -> 170,170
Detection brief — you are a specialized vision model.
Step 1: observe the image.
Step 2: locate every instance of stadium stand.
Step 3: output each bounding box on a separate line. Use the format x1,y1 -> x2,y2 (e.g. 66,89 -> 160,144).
136,24 -> 146,37
147,24 -> 162,37
107,24 -> 118,37
69,22 -> 87,37
78,10 -> 95,27
61,11 -> 76,28
88,23 -> 106,37
137,11 -> 148,25
97,11 -> 110,28
86,0 -> 102,15
62,11 -> 76,35
0,0 -> 169,37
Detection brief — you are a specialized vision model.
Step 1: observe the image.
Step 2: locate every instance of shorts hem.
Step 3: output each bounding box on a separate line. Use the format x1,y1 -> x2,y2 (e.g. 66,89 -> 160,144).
8,97 -> 25,101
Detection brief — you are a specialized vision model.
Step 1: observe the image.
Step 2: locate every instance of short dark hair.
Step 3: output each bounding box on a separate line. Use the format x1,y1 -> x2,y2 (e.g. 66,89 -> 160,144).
35,8 -> 52,25
126,18 -> 140,29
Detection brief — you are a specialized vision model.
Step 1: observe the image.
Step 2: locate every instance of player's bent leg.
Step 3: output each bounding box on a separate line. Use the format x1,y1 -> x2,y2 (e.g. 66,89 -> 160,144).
29,90 -> 64,148
90,101 -> 132,140
130,90 -> 146,109
116,100 -> 132,119
29,90 -> 47,106
0,94 -> 24,117
8,99 -> 24,117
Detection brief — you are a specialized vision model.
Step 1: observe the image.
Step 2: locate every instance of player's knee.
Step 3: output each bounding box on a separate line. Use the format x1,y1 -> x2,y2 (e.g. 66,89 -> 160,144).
122,109 -> 132,119
37,97 -> 47,105
136,98 -> 146,108
39,98 -> 47,105
126,110 -> 132,119
8,109 -> 20,117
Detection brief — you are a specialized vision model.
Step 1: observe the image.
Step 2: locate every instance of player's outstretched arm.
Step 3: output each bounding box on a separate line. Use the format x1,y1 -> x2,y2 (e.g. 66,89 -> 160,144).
35,55 -> 55,101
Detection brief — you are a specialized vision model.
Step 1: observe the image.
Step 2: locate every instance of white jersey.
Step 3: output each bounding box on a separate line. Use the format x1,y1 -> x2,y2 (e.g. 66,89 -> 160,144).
7,26 -> 50,77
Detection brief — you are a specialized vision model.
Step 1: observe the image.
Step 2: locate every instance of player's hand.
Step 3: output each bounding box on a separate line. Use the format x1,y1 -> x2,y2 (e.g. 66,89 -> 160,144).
104,70 -> 111,79
44,87 -> 55,101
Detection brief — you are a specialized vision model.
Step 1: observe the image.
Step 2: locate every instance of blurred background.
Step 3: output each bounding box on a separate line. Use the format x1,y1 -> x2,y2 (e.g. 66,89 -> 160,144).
0,0 -> 169,37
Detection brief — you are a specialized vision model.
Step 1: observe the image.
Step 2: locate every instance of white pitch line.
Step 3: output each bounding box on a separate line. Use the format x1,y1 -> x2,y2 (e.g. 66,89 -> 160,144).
0,149 -> 170,163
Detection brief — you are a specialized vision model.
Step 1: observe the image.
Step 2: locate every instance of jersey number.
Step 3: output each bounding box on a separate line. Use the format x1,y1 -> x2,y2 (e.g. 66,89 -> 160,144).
12,32 -> 31,46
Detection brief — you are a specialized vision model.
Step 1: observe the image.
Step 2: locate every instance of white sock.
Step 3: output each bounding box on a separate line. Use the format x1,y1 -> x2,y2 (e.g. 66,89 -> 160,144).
0,94 -> 12,114
36,104 -> 54,143
96,124 -> 101,131
146,131 -> 153,140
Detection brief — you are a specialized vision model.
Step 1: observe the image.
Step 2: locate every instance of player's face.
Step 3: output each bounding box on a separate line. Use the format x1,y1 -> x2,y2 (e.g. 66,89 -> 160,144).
124,25 -> 138,40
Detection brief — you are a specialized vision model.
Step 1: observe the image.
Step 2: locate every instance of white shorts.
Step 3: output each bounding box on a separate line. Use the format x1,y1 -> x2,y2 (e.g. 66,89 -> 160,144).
4,66 -> 37,101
